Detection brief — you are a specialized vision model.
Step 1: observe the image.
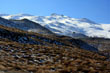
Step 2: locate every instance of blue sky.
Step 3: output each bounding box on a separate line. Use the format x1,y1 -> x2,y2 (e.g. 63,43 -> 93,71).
0,0 -> 110,23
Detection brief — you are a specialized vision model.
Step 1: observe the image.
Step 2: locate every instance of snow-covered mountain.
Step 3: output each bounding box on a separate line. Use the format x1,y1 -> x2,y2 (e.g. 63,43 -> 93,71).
0,13 -> 110,38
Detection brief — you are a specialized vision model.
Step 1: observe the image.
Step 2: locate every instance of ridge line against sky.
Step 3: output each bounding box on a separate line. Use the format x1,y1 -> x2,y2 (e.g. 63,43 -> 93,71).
0,0 -> 110,24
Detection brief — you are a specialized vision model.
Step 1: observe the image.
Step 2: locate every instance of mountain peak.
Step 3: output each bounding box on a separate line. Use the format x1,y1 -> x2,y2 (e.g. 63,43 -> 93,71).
0,14 -> 9,16
51,13 -> 64,17
13,13 -> 33,16
79,18 -> 97,24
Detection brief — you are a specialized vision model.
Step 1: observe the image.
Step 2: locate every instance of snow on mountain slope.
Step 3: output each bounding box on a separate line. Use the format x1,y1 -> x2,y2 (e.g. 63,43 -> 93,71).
0,13 -> 110,38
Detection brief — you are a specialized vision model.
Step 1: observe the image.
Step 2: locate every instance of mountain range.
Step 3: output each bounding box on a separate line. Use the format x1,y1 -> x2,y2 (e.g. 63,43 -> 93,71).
0,13 -> 110,73
0,13 -> 110,38
0,14 -> 110,51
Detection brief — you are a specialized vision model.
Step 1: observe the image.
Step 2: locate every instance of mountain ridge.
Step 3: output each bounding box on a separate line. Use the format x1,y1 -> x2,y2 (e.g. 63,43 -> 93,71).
0,17 -> 54,35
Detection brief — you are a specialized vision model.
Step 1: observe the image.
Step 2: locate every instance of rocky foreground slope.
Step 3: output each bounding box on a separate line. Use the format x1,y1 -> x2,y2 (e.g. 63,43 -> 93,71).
0,25 -> 110,73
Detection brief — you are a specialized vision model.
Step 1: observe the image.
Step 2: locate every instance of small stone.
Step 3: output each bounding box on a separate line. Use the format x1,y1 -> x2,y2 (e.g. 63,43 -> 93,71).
0,65 -> 6,70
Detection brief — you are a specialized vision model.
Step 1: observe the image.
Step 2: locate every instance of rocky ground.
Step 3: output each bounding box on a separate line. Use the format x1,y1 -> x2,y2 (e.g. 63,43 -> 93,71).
0,25 -> 110,73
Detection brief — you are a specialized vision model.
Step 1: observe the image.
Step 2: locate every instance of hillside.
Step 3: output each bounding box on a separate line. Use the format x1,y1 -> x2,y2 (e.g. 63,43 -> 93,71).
0,17 -> 54,35
0,25 -> 110,73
